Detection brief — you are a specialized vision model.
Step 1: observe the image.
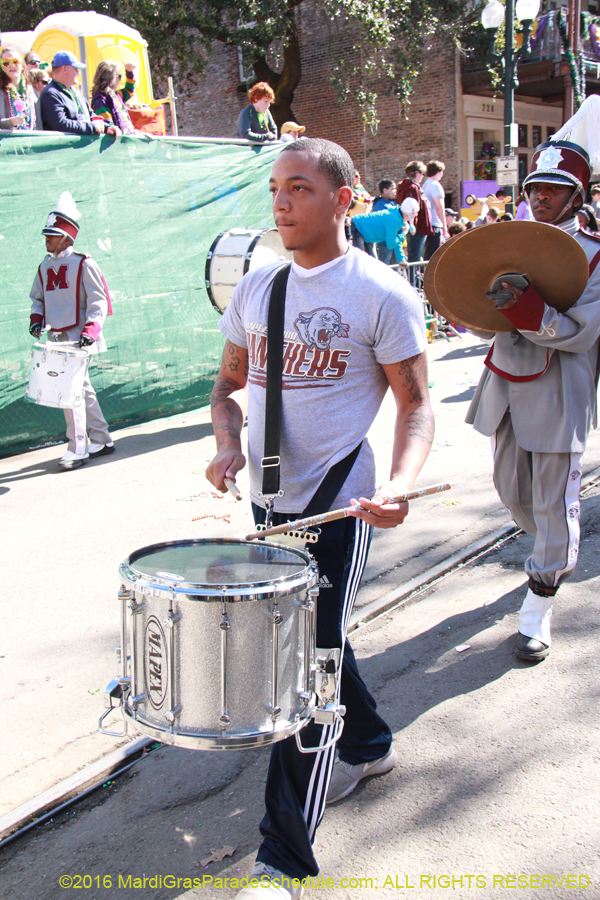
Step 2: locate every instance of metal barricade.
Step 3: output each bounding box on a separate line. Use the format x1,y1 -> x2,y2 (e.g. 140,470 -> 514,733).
391,260 -> 463,342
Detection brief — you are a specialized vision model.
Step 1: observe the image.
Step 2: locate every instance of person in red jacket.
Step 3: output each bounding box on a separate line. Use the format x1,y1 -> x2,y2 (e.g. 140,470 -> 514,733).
395,160 -> 434,266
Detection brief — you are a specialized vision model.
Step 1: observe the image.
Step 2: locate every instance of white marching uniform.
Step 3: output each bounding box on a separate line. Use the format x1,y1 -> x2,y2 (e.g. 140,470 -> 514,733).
466,218 -> 600,638
30,246 -> 112,455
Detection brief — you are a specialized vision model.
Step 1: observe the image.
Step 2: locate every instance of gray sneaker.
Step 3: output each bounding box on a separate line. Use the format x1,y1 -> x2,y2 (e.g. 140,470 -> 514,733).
326,746 -> 398,804
235,863 -> 304,899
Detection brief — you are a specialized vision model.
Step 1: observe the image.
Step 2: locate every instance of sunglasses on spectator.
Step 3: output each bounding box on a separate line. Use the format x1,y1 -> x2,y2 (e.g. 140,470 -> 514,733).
1,58 -> 21,67
29,59 -> 42,66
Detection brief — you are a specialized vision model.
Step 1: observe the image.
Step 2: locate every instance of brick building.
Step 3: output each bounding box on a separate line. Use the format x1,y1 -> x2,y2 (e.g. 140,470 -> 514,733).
174,0 -> 600,213
174,2 -> 463,207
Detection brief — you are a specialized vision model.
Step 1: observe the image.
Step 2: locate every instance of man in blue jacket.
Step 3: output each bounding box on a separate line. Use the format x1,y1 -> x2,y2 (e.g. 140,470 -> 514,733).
351,205 -> 407,265
40,51 -> 119,136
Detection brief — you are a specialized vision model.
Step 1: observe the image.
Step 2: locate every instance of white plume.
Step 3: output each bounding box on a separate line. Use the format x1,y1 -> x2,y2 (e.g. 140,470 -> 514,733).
551,95 -> 600,177
54,191 -> 81,221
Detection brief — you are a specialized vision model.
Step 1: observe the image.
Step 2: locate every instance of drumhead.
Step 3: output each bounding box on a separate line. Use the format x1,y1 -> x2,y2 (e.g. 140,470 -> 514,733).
121,538 -> 313,600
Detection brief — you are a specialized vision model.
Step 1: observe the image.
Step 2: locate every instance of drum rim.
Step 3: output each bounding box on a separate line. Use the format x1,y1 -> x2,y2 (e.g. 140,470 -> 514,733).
31,339 -> 90,358
124,706 -> 311,749
120,537 -> 316,601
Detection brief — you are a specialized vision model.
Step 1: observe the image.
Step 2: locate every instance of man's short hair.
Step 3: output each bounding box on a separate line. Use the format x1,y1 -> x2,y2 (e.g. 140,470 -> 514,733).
248,81 -> 275,104
281,137 -> 354,189
486,207 -> 500,221
426,160 -> 445,177
379,179 -> 394,193
448,222 -> 466,236
405,160 -> 426,177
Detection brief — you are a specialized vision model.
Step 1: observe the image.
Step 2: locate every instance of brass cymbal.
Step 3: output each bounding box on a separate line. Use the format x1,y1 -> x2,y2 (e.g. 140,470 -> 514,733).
430,221 -> 589,333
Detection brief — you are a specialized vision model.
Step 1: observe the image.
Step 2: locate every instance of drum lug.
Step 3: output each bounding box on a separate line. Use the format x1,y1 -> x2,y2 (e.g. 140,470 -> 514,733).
165,705 -> 181,724
269,602 -> 283,721
164,611 -> 181,628
130,692 -> 147,710
36,390 -> 42,402
129,599 -> 145,615
220,606 -> 231,730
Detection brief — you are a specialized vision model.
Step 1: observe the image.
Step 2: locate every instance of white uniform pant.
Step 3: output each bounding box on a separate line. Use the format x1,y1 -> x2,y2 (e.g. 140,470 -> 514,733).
64,369 -> 111,456
492,412 -> 582,591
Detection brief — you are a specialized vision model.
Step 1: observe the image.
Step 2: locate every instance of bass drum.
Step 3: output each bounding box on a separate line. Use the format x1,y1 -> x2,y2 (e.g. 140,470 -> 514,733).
205,228 -> 292,314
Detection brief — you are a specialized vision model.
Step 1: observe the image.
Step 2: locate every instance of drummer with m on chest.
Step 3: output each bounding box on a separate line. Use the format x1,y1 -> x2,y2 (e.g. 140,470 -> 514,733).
29,191 -> 115,471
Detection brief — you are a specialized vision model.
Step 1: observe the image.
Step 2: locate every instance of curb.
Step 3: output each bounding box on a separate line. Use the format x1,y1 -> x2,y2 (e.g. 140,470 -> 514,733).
0,737 -> 153,846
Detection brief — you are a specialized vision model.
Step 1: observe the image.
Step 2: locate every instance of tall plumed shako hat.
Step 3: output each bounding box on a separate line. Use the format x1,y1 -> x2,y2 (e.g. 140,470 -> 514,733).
42,191 -> 81,240
524,94 -> 600,199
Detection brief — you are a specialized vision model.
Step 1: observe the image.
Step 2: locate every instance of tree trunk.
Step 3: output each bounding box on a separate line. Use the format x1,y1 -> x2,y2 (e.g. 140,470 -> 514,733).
252,12 -> 302,129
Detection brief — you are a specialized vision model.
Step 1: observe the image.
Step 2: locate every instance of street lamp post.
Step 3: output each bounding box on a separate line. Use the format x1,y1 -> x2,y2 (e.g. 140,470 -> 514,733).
481,0 -> 541,213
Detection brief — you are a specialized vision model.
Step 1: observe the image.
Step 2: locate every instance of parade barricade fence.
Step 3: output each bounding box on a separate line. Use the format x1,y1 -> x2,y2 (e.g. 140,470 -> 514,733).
0,133 -> 280,455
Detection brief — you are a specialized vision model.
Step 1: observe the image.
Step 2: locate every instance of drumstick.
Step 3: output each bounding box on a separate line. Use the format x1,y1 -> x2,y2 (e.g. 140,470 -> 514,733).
245,482 -> 451,541
224,477 -> 242,501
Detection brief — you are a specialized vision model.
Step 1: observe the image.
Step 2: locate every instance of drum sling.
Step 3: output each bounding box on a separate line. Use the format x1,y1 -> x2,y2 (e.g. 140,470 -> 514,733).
261,264 -> 361,520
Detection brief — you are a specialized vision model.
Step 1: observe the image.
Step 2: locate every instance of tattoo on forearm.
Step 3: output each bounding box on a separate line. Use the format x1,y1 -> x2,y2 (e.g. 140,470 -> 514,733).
406,405 -> 435,445
398,354 -> 426,405
211,378 -> 243,448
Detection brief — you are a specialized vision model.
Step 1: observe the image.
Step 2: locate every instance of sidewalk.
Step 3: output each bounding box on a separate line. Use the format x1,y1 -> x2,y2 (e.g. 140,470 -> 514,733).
1,480 -> 597,900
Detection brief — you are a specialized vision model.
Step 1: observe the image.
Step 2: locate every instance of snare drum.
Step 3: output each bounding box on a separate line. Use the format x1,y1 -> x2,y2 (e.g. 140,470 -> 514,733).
26,341 -> 89,408
205,228 -> 292,314
112,538 -> 318,750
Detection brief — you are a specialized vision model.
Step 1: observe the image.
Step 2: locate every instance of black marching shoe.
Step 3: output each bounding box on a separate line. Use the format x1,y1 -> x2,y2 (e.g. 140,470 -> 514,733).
88,441 -> 115,458
515,632 -> 549,662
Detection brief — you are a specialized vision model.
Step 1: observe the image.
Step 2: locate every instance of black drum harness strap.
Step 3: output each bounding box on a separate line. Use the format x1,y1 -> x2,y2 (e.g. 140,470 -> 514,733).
260,264 -> 361,532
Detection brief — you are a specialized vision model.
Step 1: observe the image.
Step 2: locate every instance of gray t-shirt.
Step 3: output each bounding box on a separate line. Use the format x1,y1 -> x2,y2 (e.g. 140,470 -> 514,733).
219,246 -> 426,513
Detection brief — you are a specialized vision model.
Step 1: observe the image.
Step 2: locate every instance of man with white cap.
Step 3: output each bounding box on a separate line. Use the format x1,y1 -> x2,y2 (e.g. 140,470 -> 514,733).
40,51 -> 120,136
466,95 -> 600,662
29,192 -> 115,470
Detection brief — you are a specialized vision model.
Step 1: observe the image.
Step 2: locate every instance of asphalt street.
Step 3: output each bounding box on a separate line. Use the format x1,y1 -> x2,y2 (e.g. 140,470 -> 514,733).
1,331 -> 599,900
1,467 -> 598,900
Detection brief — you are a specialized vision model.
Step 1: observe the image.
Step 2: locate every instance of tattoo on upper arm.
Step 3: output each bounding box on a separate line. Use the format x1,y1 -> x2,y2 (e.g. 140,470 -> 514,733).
398,353 -> 426,405
225,341 -> 248,377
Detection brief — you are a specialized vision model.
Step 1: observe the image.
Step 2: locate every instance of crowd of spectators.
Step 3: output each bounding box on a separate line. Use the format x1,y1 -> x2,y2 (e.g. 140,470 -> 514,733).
0,46 -> 153,137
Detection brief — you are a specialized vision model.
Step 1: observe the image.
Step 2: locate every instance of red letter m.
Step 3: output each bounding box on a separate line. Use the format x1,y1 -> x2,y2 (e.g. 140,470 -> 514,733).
46,265 -> 69,291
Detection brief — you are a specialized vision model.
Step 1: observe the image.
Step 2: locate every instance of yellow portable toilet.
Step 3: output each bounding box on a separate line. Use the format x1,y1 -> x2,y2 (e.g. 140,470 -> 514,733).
31,11 -> 153,105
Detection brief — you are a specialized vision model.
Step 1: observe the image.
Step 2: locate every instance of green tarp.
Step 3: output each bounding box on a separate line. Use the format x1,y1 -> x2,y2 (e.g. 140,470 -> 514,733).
0,133 -> 280,455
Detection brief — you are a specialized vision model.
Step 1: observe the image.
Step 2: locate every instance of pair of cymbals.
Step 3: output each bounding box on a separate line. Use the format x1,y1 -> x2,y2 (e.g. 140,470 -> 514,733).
424,221 -> 588,332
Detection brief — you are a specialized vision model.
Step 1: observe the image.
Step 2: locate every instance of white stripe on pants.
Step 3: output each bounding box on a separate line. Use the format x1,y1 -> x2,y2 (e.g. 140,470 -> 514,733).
64,369 -> 111,455
492,412 -> 582,589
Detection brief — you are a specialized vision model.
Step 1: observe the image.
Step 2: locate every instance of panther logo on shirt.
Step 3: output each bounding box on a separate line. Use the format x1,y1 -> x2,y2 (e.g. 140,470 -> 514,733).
294,308 -> 349,350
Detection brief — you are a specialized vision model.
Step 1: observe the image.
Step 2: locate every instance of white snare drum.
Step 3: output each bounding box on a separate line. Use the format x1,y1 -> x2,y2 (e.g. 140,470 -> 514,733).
205,228 -> 292,314
26,341 -> 89,408
103,539 -> 318,750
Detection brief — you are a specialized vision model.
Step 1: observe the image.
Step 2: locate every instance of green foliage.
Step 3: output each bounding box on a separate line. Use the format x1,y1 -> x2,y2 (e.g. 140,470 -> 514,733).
1,0 -> 478,125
